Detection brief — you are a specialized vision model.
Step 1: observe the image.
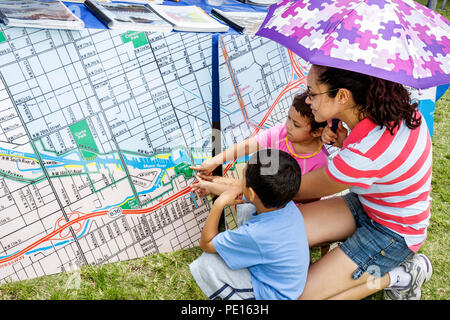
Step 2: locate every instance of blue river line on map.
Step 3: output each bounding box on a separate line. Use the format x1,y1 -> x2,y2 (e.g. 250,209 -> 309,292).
0,145 -> 204,259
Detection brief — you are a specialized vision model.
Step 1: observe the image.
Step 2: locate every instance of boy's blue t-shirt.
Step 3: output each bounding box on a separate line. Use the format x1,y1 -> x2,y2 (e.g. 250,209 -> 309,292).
212,201 -> 309,300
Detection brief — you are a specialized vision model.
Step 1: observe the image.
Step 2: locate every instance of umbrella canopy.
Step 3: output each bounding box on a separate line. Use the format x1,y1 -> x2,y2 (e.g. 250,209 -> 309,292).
255,0 -> 450,89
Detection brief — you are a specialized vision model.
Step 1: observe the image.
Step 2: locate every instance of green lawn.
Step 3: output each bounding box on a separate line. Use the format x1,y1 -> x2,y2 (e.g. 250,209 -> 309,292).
0,1 -> 449,301
419,86 -> 450,300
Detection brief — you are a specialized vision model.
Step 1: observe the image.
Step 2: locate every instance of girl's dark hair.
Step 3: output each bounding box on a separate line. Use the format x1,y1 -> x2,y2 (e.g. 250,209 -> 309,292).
314,65 -> 421,134
292,92 -> 327,134
245,149 -> 301,209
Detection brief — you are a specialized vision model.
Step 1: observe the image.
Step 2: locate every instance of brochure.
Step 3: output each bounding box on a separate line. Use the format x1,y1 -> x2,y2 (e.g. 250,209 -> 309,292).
237,0 -> 278,6
85,0 -> 172,32
211,8 -> 266,34
148,4 -> 229,33
0,0 -> 84,30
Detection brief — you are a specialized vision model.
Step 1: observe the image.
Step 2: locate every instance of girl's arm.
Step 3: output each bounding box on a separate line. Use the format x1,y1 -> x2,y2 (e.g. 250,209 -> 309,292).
190,137 -> 259,175
221,136 -> 259,164
294,167 -> 351,202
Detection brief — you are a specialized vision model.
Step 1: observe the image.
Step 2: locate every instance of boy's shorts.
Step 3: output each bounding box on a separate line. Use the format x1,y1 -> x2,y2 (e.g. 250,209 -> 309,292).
189,203 -> 256,300
189,252 -> 255,300
340,192 -> 415,280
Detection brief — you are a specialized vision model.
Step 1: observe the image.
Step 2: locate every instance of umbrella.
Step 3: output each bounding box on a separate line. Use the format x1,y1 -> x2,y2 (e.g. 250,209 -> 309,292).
255,0 -> 450,89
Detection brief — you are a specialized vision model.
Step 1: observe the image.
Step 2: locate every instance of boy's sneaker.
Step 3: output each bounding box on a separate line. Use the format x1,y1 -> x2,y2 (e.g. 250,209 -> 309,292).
384,253 -> 433,300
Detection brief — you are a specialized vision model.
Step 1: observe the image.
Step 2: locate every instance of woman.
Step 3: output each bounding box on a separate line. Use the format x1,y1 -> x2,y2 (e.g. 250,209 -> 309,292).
192,64 -> 433,300
293,64 -> 432,299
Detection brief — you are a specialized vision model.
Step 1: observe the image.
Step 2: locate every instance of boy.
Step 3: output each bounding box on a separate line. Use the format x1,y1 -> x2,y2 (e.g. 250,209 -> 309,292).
189,149 -> 309,300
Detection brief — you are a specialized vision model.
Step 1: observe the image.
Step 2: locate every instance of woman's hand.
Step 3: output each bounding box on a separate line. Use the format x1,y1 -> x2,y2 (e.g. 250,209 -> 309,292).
321,120 -> 348,148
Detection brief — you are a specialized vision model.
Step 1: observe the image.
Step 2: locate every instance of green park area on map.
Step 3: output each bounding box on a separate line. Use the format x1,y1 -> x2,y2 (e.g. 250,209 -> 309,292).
120,197 -> 139,209
69,119 -> 99,160
121,31 -> 148,48
174,163 -> 194,179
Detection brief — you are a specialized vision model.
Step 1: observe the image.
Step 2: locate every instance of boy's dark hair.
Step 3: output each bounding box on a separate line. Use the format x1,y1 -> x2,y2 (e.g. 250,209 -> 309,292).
245,149 -> 301,209
292,92 -> 327,134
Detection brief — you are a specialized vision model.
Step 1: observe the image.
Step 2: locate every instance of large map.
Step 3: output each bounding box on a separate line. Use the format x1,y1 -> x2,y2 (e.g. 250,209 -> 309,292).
0,26 -> 308,284
0,27 -> 215,283
0,26 -> 436,284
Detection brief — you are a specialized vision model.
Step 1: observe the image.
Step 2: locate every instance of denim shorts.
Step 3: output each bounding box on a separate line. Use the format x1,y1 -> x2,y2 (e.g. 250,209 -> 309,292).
339,193 -> 414,280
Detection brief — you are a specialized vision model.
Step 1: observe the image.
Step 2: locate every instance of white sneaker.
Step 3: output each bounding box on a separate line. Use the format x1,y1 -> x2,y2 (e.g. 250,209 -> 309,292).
384,253 -> 433,300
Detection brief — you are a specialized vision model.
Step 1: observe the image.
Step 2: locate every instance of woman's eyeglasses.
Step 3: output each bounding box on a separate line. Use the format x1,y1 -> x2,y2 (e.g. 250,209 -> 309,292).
305,88 -> 338,99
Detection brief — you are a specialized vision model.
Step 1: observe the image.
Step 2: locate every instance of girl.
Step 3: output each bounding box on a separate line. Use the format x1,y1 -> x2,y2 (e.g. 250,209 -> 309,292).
191,93 -> 328,180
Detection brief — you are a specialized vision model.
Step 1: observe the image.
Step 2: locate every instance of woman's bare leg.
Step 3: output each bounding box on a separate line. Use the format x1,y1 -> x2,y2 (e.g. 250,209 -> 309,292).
299,196 -> 356,247
299,247 -> 361,299
298,197 -> 386,299
328,274 -> 390,300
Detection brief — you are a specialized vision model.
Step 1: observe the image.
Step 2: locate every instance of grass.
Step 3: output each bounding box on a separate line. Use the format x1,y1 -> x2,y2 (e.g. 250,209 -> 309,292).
0,247 -> 206,300
0,1 -> 449,301
419,88 -> 450,300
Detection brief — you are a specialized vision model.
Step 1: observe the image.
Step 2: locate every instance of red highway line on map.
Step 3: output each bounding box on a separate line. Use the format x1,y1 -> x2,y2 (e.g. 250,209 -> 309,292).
219,37 -> 262,131
0,211 -> 105,265
223,50 -> 307,175
1,49 -> 307,266
223,76 -> 306,174
0,184 -> 195,265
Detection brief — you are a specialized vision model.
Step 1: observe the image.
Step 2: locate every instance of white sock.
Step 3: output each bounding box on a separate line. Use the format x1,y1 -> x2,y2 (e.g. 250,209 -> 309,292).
388,266 -> 412,288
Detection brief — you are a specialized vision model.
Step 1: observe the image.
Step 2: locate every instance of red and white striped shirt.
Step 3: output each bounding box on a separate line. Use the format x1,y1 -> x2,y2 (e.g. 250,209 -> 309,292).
326,114 -> 432,252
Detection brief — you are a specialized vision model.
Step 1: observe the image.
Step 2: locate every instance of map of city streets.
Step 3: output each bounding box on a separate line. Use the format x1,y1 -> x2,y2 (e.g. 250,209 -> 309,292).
0,26 -> 309,283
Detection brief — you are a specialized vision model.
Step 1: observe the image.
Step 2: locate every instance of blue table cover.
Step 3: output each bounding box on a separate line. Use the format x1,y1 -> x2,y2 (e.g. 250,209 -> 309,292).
63,0 -> 268,34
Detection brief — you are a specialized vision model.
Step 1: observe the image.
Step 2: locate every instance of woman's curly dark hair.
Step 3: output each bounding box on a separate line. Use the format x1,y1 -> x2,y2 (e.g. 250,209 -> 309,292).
314,65 -> 421,134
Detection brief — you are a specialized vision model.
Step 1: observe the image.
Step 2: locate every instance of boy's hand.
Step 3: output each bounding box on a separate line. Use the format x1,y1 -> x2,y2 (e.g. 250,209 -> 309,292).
321,119 -> 348,148
199,185 -> 243,253
191,174 -> 242,197
216,188 -> 244,207
190,158 -> 220,176
191,174 -> 214,197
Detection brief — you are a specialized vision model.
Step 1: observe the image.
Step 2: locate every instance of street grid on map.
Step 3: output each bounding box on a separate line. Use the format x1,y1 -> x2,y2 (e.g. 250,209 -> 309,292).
0,26 -> 435,285
0,24 -> 311,284
0,27 -> 213,283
